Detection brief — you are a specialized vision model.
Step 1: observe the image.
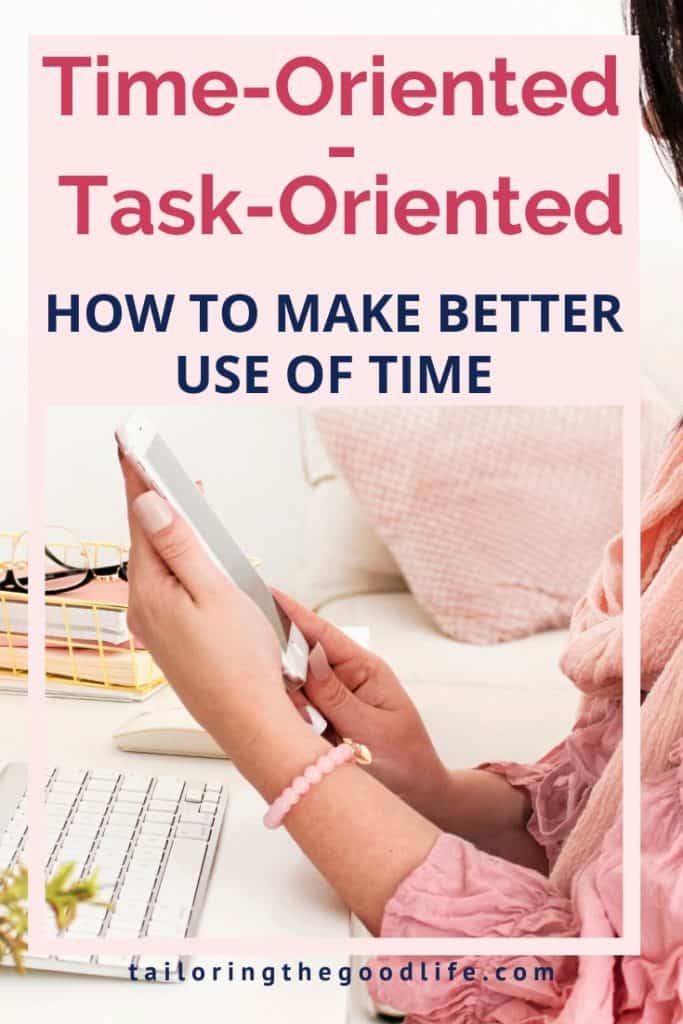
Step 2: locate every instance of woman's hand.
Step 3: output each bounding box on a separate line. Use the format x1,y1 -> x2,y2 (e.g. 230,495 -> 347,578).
119,453 -> 445,936
274,591 -> 453,827
118,455 -> 543,930
120,453 -> 306,765
276,593 -> 547,868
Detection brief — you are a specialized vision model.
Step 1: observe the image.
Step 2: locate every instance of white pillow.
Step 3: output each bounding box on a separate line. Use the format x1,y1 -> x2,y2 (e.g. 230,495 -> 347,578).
297,412 -> 405,609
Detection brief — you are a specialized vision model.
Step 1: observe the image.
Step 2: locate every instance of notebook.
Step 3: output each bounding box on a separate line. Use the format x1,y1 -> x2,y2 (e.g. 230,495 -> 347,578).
0,673 -> 166,702
0,641 -> 162,687
0,579 -> 165,701
0,579 -> 131,646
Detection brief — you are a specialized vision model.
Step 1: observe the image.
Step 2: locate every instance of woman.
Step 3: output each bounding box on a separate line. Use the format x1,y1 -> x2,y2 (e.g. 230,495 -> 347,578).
119,3 -> 683,1019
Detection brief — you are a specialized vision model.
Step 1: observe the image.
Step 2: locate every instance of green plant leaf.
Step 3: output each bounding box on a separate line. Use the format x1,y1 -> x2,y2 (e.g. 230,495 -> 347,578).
0,863 -> 101,973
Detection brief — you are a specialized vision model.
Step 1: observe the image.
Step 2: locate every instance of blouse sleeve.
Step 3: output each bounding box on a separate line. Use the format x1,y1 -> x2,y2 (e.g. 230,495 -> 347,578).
482,695 -> 622,869
368,742 -> 683,1024
365,699 -> 624,1021
367,832 -> 581,1022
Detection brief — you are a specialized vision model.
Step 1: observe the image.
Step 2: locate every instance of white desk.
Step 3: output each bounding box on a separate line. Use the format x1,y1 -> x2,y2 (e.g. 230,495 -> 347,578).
0,688 -> 358,1023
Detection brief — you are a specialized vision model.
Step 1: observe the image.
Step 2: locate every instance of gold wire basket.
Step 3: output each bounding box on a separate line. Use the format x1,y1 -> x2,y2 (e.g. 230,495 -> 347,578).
0,532 -> 165,701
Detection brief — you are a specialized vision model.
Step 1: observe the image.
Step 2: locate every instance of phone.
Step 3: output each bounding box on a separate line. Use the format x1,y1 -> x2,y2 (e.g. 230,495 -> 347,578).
116,410 -> 311,691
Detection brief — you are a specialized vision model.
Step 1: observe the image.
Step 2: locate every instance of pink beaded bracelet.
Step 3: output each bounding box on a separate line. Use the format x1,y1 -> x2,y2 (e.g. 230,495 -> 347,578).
263,739 -> 371,829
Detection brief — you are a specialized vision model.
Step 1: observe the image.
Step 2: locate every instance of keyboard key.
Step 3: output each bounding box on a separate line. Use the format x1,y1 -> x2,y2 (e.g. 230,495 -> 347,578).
65,904 -> 107,936
175,824 -> 211,841
155,838 -> 206,908
145,812 -> 174,825
115,788 -> 144,800
108,898 -> 148,926
119,775 -> 152,794
152,778 -> 184,803
106,923 -> 145,939
180,808 -> 214,826
129,847 -> 164,868
97,837 -> 132,855
148,900 -> 191,928
119,884 -> 156,909
59,840 -> 94,856
145,918 -> 189,938
95,882 -> 119,899
140,821 -> 172,838
183,785 -> 205,804
71,811 -> 104,829
96,868 -> 126,888
95,954 -> 135,969
84,780 -> 117,796
118,874 -> 157,901
108,811 -> 139,825
78,797 -> 110,812
115,794 -> 145,810
64,825 -> 100,842
134,835 -> 167,851
148,798 -> 178,813
50,782 -> 81,796
55,769 -> 88,786
47,791 -> 78,808
100,825 -> 136,840
45,813 -> 72,831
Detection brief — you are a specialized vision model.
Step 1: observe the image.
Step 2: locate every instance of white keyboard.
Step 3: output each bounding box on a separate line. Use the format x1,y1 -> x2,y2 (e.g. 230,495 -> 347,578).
0,762 -> 228,978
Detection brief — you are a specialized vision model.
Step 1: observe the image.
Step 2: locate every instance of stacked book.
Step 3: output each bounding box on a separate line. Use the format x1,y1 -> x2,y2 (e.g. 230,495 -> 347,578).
0,579 -> 166,702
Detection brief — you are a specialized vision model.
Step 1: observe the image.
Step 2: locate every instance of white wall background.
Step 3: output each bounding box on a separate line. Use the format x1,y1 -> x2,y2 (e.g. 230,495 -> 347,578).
3,0 -> 682,581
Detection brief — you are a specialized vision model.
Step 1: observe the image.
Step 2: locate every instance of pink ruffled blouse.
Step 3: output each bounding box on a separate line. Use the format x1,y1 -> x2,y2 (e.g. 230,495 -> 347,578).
369,709 -> 683,1023
369,426 -> 683,1022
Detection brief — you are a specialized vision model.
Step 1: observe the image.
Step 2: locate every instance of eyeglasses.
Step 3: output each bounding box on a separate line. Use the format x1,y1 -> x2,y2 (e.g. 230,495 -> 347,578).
0,528 -> 129,596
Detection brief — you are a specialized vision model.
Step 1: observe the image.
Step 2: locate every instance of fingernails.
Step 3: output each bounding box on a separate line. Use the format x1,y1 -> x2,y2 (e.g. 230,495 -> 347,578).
133,491 -> 173,535
309,641 -> 331,681
298,704 -> 312,724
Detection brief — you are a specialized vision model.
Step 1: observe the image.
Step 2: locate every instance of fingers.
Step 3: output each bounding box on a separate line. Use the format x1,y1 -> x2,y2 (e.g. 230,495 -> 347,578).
118,451 -> 167,582
131,490 -> 226,602
118,448 -> 148,504
119,449 -> 220,602
272,588 -> 368,668
301,640 -> 366,738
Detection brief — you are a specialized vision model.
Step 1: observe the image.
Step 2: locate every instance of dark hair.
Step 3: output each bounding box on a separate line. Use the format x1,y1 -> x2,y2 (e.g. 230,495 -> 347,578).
629,0 -> 683,187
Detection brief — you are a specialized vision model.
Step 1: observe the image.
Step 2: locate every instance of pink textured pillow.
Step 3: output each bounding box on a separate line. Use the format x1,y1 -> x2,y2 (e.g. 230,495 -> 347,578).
313,404 -> 675,644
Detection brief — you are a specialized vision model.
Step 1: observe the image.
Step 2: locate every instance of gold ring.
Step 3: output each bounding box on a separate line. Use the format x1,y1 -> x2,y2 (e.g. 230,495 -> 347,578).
342,738 -> 373,766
